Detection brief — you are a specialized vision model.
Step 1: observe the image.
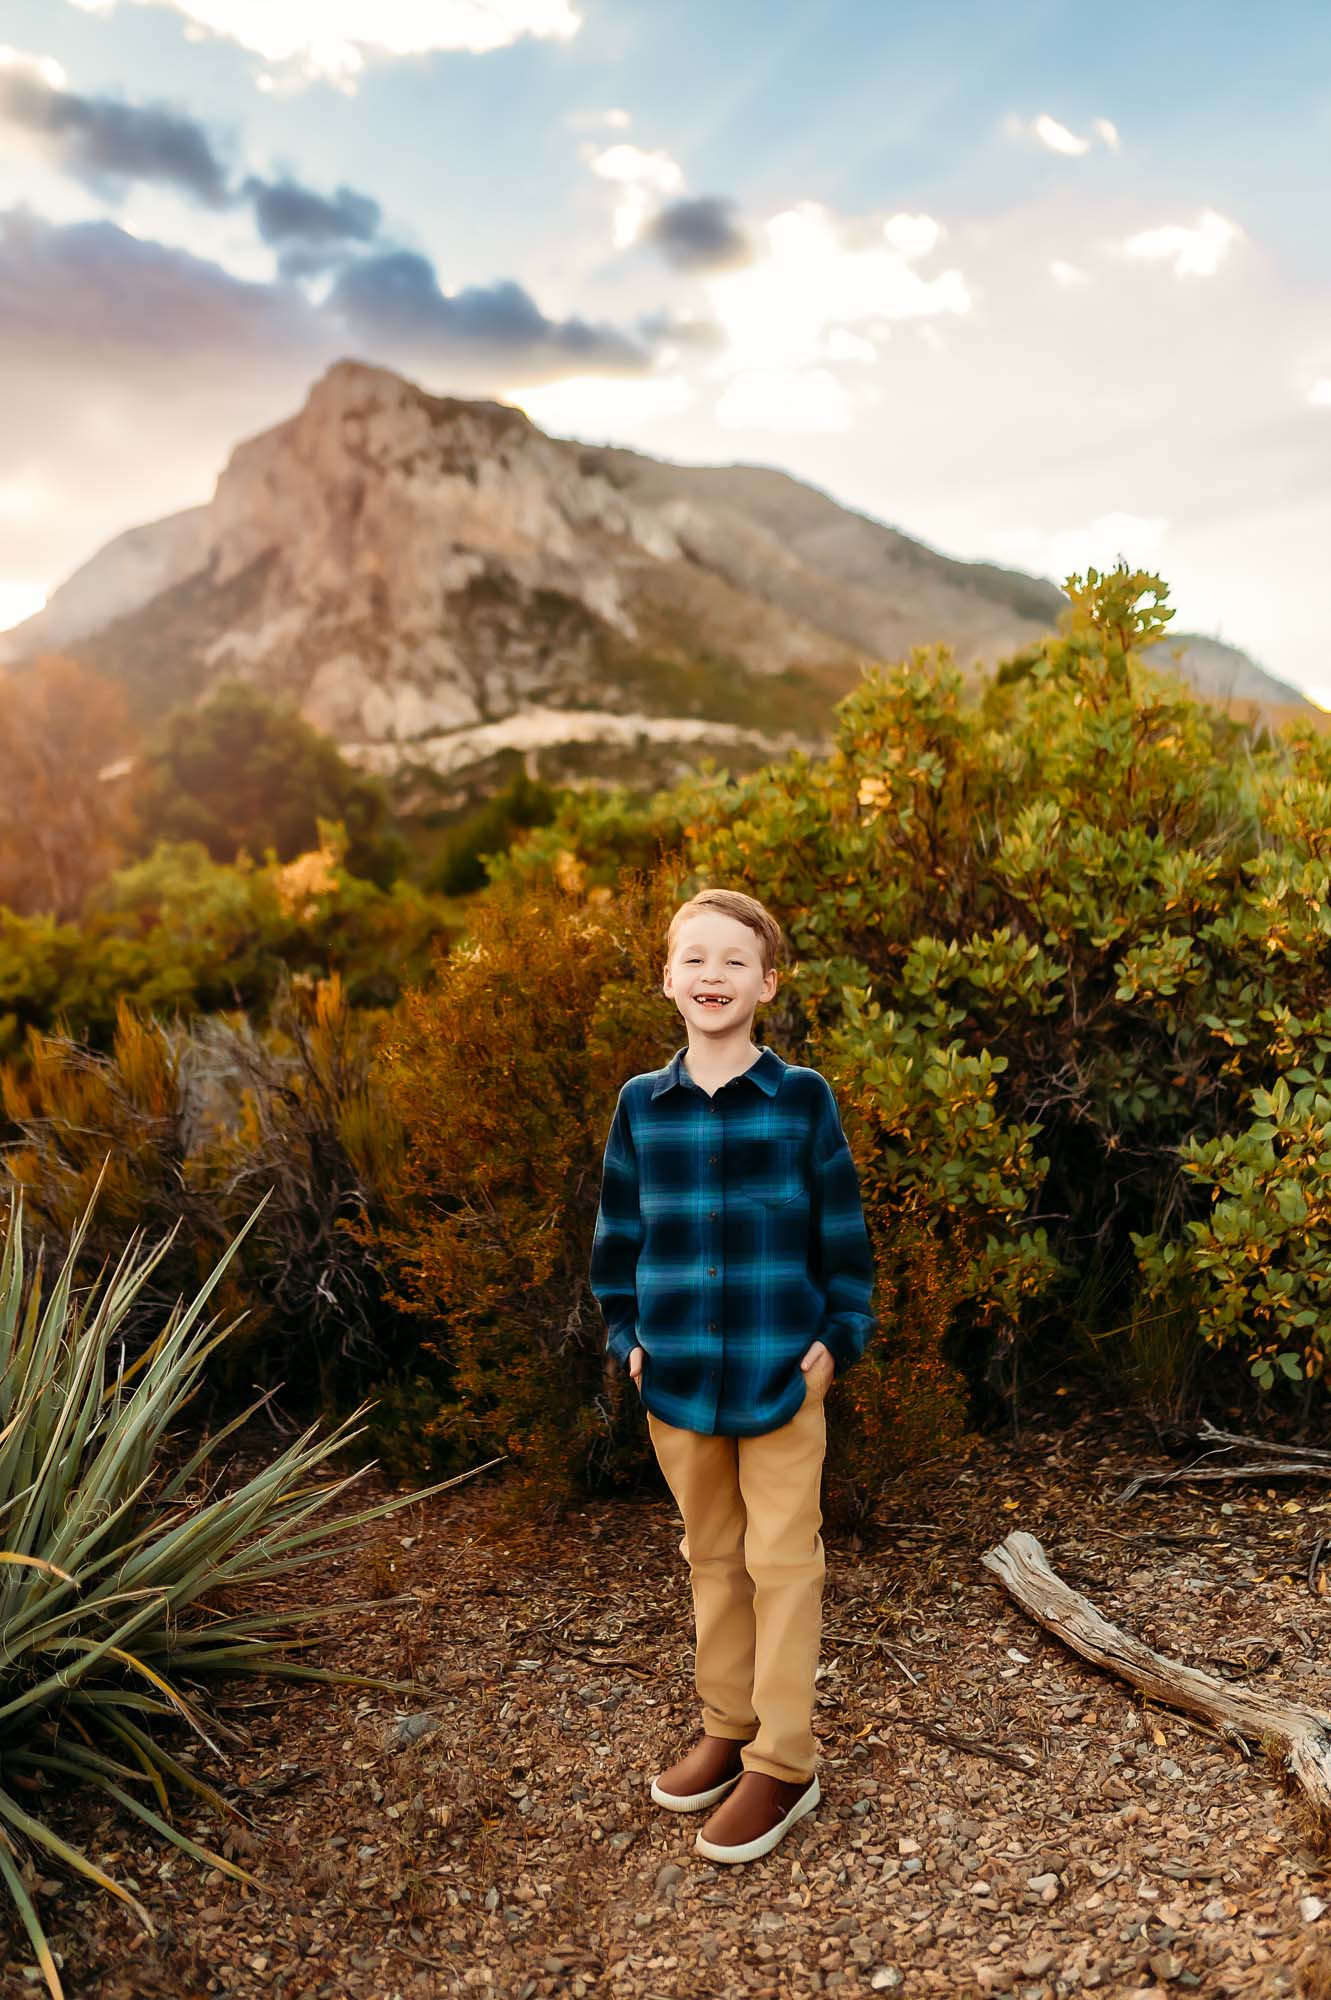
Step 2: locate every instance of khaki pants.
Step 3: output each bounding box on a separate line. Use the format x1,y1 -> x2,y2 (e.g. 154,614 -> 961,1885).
645,1385 -> 827,1784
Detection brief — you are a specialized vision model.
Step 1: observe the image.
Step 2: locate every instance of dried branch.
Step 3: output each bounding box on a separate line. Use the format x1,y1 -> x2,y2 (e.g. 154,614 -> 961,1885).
982,1529 -> 1331,1817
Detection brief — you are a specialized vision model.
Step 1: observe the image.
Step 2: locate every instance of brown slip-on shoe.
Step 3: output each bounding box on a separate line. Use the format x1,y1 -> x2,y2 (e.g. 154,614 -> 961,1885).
650,1732 -> 748,1812
694,1769 -> 820,1863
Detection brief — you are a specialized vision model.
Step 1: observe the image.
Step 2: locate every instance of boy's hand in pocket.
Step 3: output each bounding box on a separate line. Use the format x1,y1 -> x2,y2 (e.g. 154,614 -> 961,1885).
628,1346 -> 645,1392
800,1340 -> 835,1401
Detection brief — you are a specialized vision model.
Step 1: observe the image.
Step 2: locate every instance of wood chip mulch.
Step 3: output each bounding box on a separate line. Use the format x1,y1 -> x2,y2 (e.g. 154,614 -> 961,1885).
11,1400 -> 1331,2000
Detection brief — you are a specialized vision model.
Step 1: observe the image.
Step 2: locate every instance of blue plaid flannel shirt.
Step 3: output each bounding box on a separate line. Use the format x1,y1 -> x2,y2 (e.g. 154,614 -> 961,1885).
589,1043 -> 877,1436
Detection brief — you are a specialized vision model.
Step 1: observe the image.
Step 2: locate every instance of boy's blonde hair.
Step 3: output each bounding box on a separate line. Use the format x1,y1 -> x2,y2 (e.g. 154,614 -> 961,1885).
666,888 -> 784,978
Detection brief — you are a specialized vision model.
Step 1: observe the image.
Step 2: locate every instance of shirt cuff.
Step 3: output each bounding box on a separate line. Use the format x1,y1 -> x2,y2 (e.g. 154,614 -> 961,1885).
820,1323 -> 869,1376
605,1325 -> 638,1371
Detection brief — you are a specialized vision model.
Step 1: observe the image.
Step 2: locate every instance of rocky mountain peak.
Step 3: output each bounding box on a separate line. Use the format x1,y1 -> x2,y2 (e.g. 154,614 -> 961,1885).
2,357 -> 1318,812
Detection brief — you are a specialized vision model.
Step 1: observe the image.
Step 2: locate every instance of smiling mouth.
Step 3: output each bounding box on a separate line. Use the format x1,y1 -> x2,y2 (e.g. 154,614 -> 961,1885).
694,996 -> 733,1008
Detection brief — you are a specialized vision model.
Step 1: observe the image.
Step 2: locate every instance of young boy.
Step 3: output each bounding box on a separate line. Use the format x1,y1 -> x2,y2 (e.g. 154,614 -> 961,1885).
589,886 -> 877,1865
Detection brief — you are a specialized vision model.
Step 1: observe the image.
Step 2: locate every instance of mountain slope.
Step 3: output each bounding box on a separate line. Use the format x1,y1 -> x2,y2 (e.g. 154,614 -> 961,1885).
1,357 -> 1319,809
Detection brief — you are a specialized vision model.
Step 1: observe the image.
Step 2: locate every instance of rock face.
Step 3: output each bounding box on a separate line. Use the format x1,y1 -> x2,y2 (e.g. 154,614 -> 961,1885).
1,356 -> 1318,804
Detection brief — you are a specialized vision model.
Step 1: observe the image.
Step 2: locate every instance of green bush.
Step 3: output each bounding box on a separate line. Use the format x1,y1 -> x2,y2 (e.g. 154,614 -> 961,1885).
0,829 -> 444,1060
424,767 -> 563,896
135,678 -> 408,888
473,564 -> 1331,1421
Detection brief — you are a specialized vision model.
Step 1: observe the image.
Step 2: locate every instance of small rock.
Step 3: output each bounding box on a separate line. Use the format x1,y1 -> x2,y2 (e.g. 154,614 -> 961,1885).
1149,1951 -> 1184,1980
1301,1895 -> 1326,1921
1027,1871 -> 1060,1899
385,1711 -> 440,1751
1159,1759 -> 1183,1779
656,1863 -> 684,1890
1202,1899 -> 1229,1922
898,1836 -> 921,1855
632,1911 -> 654,1930
1021,1951 -> 1055,1977
869,1972 -> 903,1992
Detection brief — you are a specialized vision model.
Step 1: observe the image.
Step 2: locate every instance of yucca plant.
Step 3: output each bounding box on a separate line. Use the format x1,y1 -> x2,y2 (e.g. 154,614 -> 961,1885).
0,1166 -> 482,1998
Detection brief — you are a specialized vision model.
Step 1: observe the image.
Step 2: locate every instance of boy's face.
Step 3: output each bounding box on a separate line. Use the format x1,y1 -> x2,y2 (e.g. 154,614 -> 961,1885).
662,911 -> 777,1037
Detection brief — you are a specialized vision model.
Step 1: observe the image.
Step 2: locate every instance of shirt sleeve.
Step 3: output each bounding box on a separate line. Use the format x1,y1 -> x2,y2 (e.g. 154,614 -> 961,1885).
809,1078 -> 878,1376
589,1086 -> 644,1371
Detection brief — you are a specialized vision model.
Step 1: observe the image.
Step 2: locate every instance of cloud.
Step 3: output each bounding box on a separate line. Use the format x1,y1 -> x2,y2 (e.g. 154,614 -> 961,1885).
241,173 -> 382,274
507,373 -> 691,436
0,48 -> 231,205
0,205 -> 317,354
242,175 -> 380,246
0,204 -> 328,609
0,45 -> 67,90
1007,111 -> 1121,157
824,328 -> 876,362
585,141 -> 684,249
1119,208 -> 1241,278
716,368 -> 852,433
568,106 -> 630,133
1034,114 -> 1088,157
881,212 -> 942,260
706,203 -> 969,373
641,196 -> 752,272
0,578 -> 46,627
1309,379 -> 1331,408
0,55 -> 386,268
1049,258 -> 1089,287
65,0 -> 582,91
990,511 -> 1171,582
322,248 -> 648,375
0,200 -> 669,634
634,308 -> 726,355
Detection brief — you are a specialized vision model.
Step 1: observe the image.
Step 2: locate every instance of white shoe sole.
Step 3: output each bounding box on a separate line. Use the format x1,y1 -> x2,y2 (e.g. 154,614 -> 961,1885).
693,1774 -> 821,1862
650,1768 -> 743,1812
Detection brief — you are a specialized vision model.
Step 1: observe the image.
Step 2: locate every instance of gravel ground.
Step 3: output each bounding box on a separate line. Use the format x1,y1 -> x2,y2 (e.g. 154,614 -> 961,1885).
10,1401 -> 1331,2000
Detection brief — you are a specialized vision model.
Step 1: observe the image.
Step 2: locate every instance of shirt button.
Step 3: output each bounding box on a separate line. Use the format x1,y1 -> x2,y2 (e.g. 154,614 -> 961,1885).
709,1154 -> 718,1166
707,1266 -> 717,1277
708,1321 -> 717,1332
709,1208 -> 717,1219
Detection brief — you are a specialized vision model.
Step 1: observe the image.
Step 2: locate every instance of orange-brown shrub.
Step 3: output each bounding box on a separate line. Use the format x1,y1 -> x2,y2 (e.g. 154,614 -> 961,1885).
372,846 -> 973,1522
373,856 -> 687,1518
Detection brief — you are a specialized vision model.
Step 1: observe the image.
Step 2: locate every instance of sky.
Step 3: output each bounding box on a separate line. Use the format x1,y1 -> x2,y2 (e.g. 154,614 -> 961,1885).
1,0 -> 1329,703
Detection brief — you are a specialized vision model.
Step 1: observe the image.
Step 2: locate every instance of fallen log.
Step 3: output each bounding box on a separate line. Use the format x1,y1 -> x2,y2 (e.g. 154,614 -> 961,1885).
981,1529 -> 1331,1818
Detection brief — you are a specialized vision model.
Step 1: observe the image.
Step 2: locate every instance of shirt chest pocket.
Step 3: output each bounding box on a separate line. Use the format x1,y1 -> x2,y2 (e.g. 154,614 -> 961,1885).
735,1138 -> 808,1209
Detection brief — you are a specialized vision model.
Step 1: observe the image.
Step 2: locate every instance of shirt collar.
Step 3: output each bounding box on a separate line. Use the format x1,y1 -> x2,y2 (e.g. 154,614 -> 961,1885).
650,1044 -> 785,1099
